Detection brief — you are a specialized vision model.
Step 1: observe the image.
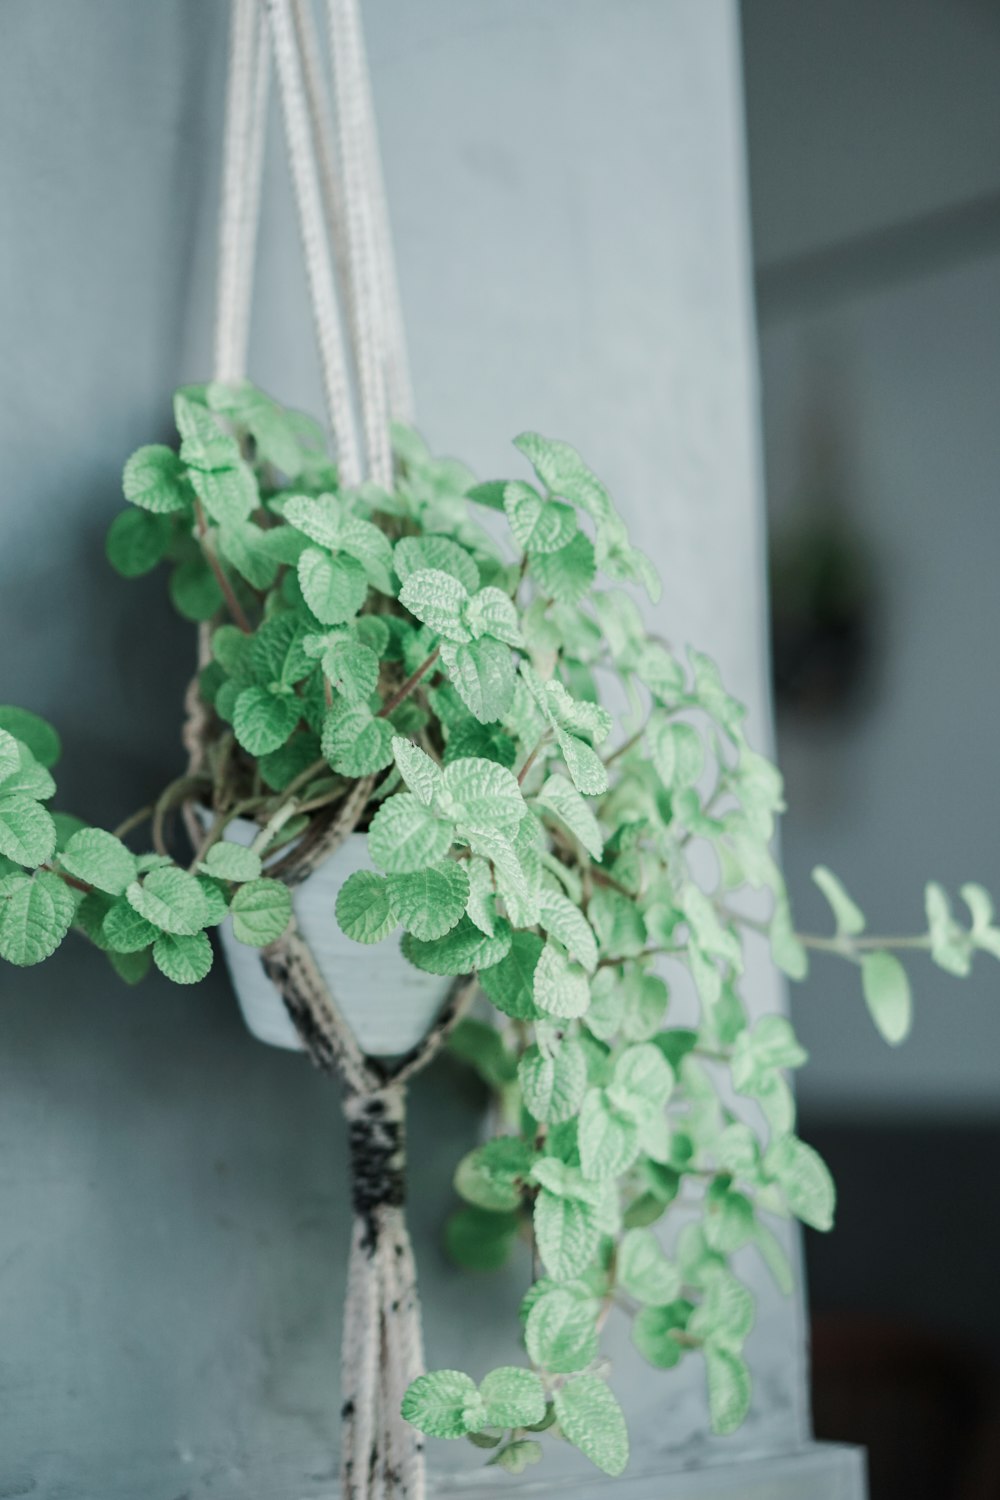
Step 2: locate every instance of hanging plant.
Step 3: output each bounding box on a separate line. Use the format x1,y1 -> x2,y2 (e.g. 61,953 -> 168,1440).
2,380 -> 996,1484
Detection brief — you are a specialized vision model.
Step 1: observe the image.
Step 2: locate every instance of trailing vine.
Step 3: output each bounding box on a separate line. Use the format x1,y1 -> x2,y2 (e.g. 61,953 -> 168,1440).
0,381 -> 995,1479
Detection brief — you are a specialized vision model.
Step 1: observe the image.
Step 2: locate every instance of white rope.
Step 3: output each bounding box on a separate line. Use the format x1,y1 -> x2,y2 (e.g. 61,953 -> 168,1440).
327,0 -> 392,487
214,0 -> 270,384
264,0 -> 362,485
351,16 -> 414,424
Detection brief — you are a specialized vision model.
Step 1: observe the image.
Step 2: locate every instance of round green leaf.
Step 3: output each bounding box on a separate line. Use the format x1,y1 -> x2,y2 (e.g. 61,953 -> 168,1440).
479,1367 -> 546,1430
518,1040 -> 587,1124
103,899 -> 160,953
298,547 -> 368,625
233,686 -> 301,756
0,869 -> 75,965
153,929 -> 213,984
125,867 -> 212,936
199,841 -> 263,884
860,949 -> 912,1045
0,794 -> 57,867
335,869 -> 396,944
402,916 -> 512,976
532,941 -> 590,1019
105,507 -> 173,577
122,444 -> 189,513
401,1370 -> 483,1439
320,701 -> 394,776
388,861 -> 470,941
480,932 -> 544,1020
367,794 -> 453,874
553,1374 -> 629,1477
60,828 -> 138,896
525,1288 -> 598,1373
229,878 -> 292,946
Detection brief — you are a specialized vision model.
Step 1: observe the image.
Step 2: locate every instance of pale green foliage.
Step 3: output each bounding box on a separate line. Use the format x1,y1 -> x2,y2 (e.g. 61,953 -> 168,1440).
0,383 -> 992,1483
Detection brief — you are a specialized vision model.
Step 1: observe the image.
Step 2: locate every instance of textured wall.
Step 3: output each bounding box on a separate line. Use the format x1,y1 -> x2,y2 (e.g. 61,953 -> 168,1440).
0,2 -> 825,1494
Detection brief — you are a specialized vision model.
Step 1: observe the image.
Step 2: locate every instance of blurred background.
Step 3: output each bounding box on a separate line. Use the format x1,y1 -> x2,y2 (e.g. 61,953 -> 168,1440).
742,2 -> 1000,1496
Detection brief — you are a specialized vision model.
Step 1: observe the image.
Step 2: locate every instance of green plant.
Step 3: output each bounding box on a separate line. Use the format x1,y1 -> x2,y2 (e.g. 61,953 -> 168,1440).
2,380 -> 996,1479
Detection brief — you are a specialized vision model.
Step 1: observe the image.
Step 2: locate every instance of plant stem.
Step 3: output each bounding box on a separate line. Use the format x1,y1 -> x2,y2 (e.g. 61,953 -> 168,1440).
378,645 -> 440,720
152,773 -> 211,858
194,498 -> 252,634
112,805 -> 153,840
517,735 -> 548,786
42,863 -> 91,896
603,728 -> 643,769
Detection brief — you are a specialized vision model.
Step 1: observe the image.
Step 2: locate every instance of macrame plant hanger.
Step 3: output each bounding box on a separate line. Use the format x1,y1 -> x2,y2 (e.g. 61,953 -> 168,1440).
189,5 -> 476,1496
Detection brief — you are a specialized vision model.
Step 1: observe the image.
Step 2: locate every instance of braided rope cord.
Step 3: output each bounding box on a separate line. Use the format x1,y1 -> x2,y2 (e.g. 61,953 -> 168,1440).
185,7 -> 439,1495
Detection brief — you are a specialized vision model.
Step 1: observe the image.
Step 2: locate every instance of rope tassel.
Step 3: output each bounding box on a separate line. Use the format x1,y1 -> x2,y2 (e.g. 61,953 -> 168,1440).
262,925 -> 476,1500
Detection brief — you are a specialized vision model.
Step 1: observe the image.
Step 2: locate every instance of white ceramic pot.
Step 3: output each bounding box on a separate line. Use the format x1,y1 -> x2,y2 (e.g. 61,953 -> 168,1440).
203,816 -> 453,1057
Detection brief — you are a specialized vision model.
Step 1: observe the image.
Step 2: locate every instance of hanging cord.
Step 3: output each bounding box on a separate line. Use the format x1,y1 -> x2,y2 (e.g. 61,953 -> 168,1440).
214,0 -> 271,383
184,0 -> 271,812
326,0 -> 393,487
261,924 -> 477,1500
264,0 -> 362,484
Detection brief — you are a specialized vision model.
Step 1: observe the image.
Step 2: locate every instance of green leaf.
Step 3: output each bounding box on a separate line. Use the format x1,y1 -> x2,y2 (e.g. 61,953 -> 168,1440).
400,568 -> 471,642
60,828 -> 138,896
282,494 -> 343,549
812,865 -> 866,937
553,1374 -> 629,1477
504,481 -> 577,554
394,535 -> 480,594
860,950 -> 912,1044
525,1286 -> 598,1373
108,947 -> 152,985
402,1370 -> 485,1439
440,756 -> 525,838
530,532 -> 597,605
0,869 -> 75,965
689,1269 -> 755,1346
321,701 -> 394,776
335,870 -> 396,943
0,708 -> 61,768
925,881 -> 973,976
705,1346 -> 751,1435
445,1206 -> 520,1270
648,717 -> 703,788
0,741 -> 55,801
491,1440 -> 543,1473
632,1300 -> 692,1368
610,1044 -> 674,1116
513,433 -> 614,527
105,507 -> 173,577
533,941 -> 590,1019
764,1134 -> 835,1231
617,1228 -> 682,1306
480,932 -> 544,1020
0,795 -> 56,866
169,556 -> 225,621
298,547 -> 368,626
249,612 -> 315,687
535,775 -> 603,860
368,794 -> 453,873
199,841 -> 262,883
189,461 -> 258,527
444,720 -> 517,770
126,867 -> 211,936
233,686 -> 301,755
464,587 -> 522,647
479,1367 -> 546,1429
174,393 -> 240,470
229,879 -> 292,946
440,638 -> 516,724
388,861 -> 470,941
578,1089 -> 640,1179
122,444 -> 189,513
518,1040 -> 588,1123
392,736 -> 442,806
533,1190 -> 600,1280
538,890 -> 597,972
403,916 -> 512,975
320,636 -> 379,702
152,929 -> 213,984
102,899 -> 160,953
454,1137 -> 535,1212
769,894 -> 809,981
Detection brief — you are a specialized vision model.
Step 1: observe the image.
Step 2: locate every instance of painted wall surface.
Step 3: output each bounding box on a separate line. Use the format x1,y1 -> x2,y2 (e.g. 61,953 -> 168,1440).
0,3 -> 822,1494
743,0 -> 1000,1116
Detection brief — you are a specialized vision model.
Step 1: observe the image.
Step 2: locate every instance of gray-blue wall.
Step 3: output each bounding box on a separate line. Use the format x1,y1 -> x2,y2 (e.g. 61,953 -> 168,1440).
0,4 -> 820,1494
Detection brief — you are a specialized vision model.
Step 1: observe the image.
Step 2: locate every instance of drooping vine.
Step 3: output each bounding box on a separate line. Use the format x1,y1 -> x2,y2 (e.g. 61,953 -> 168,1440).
0,381 -> 995,1479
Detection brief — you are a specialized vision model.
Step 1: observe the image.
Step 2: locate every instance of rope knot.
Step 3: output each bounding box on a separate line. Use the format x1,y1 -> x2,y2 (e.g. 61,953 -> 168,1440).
344,1084 -> 406,1249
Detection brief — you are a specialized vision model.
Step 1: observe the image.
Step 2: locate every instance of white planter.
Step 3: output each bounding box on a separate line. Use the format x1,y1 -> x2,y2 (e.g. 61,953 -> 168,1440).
204,817 -> 453,1057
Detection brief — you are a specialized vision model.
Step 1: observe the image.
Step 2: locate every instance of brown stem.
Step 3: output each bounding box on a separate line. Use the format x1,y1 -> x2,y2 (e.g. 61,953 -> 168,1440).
517,735 -> 547,786
194,499 -> 252,634
42,863 -> 92,896
112,805 -> 153,840
378,646 -> 440,720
